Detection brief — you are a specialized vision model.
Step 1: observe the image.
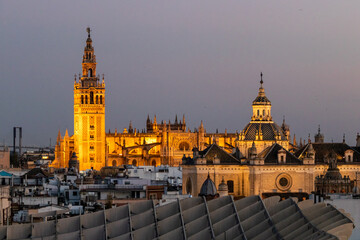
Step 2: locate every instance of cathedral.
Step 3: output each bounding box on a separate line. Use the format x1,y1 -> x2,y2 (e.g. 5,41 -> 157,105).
52,28 -> 291,171
52,29 -> 360,198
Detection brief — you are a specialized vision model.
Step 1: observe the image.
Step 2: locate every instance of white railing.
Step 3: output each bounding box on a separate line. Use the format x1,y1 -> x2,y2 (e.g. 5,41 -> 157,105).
79,184 -> 146,190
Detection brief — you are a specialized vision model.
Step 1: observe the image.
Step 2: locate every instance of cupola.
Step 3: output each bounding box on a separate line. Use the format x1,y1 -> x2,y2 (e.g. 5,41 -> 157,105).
199,173 -> 218,199
251,72 -> 272,121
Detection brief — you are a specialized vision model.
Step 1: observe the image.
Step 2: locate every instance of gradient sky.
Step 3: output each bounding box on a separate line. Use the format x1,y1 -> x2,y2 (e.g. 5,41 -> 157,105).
1,1 -> 360,147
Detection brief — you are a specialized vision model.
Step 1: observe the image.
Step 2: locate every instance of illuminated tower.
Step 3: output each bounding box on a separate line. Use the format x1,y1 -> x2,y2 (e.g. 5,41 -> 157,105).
73,28 -> 106,171
251,72 -> 272,122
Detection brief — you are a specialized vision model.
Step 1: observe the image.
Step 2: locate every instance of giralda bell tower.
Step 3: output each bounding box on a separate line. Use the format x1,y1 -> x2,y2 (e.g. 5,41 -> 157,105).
73,28 -> 106,171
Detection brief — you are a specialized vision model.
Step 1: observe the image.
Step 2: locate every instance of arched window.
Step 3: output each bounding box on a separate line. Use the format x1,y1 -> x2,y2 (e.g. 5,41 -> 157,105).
186,177 -> 192,195
151,160 -> 156,167
96,95 -> 99,104
88,68 -> 93,77
90,91 -> 94,104
112,160 -> 117,167
81,95 -> 84,104
132,160 -> 137,166
257,110 -> 259,116
100,95 -> 103,104
85,95 -> 88,104
263,110 -> 265,116
227,180 -> 234,193
179,142 -> 190,151
89,53 -> 91,59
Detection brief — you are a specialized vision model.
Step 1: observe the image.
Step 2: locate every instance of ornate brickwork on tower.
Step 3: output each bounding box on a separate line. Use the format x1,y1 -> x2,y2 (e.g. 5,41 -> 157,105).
73,28 -> 106,171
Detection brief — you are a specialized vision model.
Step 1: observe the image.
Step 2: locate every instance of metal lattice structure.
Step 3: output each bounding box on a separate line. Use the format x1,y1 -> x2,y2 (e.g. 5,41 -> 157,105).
1,195 -> 354,240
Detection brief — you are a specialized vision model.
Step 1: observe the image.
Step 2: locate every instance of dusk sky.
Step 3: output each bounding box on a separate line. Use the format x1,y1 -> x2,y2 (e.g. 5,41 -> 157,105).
1,1 -> 360,147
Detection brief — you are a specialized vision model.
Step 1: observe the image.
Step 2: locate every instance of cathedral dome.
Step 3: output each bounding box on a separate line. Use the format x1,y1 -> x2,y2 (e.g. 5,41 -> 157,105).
241,73 -> 287,141
199,174 -> 217,196
241,122 -> 287,141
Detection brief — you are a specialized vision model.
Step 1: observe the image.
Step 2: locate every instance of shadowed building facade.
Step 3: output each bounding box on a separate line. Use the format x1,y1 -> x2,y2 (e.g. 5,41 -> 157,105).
183,120 -> 360,198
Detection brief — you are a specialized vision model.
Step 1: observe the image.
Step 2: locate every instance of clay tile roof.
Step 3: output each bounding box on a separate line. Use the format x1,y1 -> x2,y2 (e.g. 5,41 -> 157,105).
259,143 -> 302,164
200,144 -> 242,165
295,143 -> 360,164
25,168 -> 49,178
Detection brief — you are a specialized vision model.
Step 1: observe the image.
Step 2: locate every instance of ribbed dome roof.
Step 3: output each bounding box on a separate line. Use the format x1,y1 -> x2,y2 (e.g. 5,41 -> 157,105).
253,95 -> 271,105
242,122 -> 287,141
199,174 -> 217,196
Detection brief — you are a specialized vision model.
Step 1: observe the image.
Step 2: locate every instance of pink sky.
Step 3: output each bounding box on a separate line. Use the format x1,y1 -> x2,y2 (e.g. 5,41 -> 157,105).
1,1 -> 360,146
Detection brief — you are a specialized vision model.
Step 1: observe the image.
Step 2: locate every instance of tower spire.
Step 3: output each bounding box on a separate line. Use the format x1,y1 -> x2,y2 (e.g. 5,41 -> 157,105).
314,124 -> 324,143
82,27 -> 96,78
57,130 -> 61,144
65,129 -> 69,138
258,72 -> 265,96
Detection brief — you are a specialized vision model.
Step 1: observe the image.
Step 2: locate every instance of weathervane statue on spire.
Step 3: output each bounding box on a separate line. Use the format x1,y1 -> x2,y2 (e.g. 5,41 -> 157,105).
86,27 -> 91,37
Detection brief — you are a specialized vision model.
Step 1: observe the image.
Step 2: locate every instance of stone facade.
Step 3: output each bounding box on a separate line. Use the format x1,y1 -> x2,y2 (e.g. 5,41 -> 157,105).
182,147 -> 360,197
183,139 -> 360,198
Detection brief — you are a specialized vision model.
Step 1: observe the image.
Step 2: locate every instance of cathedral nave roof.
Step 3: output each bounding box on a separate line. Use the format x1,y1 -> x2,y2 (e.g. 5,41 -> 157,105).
182,143 -> 242,165
296,142 -> 360,164
258,143 -> 302,164
199,144 -> 242,165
